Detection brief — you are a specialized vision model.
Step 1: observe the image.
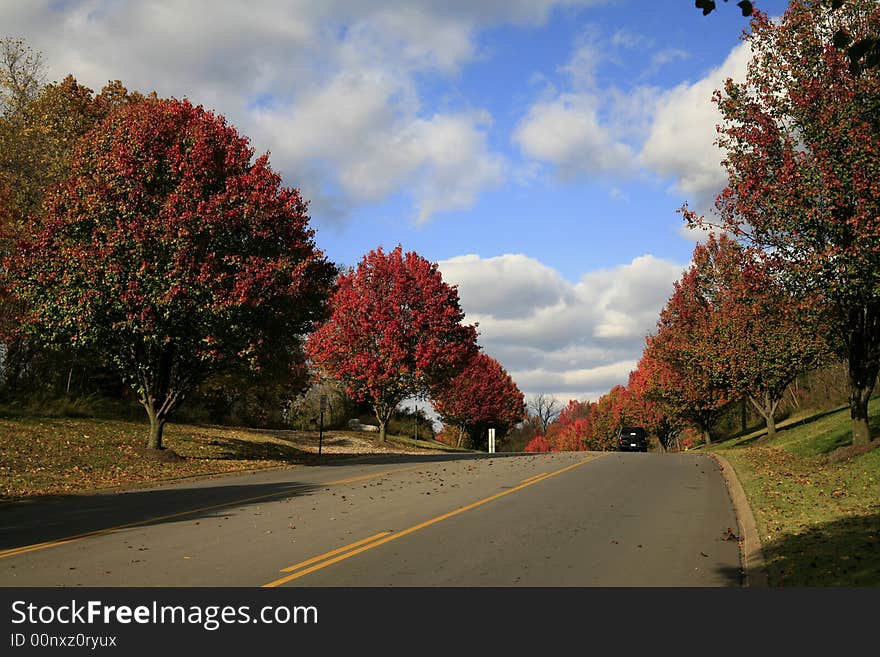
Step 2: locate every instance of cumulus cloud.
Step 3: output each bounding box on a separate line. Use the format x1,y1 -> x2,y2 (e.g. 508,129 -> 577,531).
512,32 -> 694,183
515,94 -> 638,178
514,28 -> 752,217
1,0 -> 597,223
640,42 -> 752,214
251,71 -> 503,221
441,254 -> 571,319
514,39 -> 641,179
438,253 -> 686,402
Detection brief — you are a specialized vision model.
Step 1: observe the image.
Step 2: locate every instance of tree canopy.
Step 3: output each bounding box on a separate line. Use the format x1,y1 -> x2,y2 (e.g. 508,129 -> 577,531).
432,352 -> 525,450
695,0 -> 880,445
5,97 -> 336,449
306,245 -> 478,442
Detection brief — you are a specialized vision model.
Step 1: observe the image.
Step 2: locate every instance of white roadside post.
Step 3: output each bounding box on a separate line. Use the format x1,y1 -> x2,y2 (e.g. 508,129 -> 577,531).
488,428 -> 495,454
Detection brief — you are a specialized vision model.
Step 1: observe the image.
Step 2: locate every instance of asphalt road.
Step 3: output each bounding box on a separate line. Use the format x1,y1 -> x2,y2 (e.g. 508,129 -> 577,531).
0,451 -> 742,586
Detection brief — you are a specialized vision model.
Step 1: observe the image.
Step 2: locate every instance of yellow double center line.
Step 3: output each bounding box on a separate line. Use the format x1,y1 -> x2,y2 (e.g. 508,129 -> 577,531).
0,467 -> 417,561
263,453 -> 602,587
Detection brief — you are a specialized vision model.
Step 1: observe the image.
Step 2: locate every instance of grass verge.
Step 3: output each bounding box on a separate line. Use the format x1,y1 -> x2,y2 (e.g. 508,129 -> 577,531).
0,417 -> 455,501
701,398 -> 880,586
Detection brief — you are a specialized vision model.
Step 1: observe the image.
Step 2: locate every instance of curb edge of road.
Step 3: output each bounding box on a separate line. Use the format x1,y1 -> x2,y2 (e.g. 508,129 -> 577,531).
708,452 -> 768,588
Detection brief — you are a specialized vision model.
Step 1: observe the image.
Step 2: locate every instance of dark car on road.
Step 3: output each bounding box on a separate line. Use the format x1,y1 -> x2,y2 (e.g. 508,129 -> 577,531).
617,427 -> 648,452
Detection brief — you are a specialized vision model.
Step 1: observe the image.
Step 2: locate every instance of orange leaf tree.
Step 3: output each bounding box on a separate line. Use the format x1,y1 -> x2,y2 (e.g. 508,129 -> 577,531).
544,399 -> 594,451
640,262 -> 731,444
696,235 -> 828,439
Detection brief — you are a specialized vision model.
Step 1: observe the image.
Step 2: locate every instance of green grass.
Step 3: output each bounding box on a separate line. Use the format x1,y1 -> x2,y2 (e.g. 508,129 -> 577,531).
706,399 -> 880,586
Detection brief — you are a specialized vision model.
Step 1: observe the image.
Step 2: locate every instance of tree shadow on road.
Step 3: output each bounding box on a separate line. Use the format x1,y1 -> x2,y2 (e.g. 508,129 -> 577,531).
0,480 -> 320,552
713,564 -> 746,587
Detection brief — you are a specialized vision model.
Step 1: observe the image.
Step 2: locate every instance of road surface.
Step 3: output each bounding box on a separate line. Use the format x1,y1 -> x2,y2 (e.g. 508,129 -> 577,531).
0,451 -> 742,586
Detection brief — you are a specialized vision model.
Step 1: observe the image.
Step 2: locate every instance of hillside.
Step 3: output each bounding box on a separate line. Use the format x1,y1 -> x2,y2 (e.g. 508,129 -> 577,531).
0,417 -> 463,501
702,399 -> 880,586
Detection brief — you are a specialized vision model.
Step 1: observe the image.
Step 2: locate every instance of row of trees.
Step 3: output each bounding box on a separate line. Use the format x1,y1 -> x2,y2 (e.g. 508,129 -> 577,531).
696,0 -> 880,447
524,235 -> 831,453
305,244 -> 525,445
0,39 -> 525,451
639,235 -> 829,444
527,0 -> 879,452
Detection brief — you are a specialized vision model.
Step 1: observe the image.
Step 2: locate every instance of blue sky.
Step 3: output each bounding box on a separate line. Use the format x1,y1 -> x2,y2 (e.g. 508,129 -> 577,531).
3,0 -> 790,404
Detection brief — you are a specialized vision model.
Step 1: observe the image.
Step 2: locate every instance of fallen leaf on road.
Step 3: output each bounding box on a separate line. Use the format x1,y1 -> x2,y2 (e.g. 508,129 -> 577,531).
722,528 -> 740,541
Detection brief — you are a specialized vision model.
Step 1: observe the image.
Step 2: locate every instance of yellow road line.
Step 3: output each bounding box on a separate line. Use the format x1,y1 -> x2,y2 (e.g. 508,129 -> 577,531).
279,531 -> 393,573
263,454 -> 603,588
520,472 -> 549,484
0,467 -> 416,561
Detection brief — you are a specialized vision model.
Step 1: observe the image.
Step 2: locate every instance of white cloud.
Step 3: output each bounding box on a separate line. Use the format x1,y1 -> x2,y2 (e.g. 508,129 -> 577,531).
438,253 -> 685,402
406,113 -> 506,222
640,42 -> 752,213
1,0 -> 598,224
610,28 -> 653,50
440,253 -> 570,320
514,94 -> 638,178
513,28 -> 752,220
512,34 -> 654,180
644,48 -> 690,78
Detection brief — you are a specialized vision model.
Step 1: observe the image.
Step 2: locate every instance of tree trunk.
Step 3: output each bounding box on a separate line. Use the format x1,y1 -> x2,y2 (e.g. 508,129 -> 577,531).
135,348 -> 191,451
374,402 -> 399,443
749,390 -> 781,442
850,387 -> 872,447
842,305 -> 880,446
147,407 -> 166,451
846,355 -> 875,447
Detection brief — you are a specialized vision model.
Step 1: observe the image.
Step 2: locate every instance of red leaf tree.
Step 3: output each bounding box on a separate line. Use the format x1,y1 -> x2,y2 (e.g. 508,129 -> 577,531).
544,399 -> 594,451
695,235 -> 828,440
5,98 -> 336,450
641,262 -> 731,444
432,352 -> 526,449
306,245 -> 478,442
700,0 -> 880,445
524,435 -> 550,453
625,363 -> 683,451
588,385 -> 630,451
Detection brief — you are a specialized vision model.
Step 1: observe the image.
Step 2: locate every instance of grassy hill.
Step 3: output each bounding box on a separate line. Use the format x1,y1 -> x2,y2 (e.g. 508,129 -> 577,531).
699,398 -> 880,586
0,416 -> 467,501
